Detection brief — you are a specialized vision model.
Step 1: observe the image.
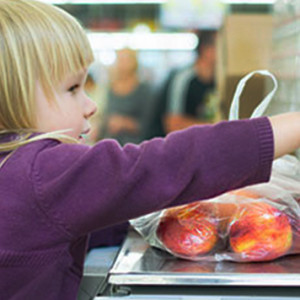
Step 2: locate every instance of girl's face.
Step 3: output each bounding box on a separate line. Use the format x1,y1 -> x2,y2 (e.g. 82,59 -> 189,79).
35,69 -> 97,143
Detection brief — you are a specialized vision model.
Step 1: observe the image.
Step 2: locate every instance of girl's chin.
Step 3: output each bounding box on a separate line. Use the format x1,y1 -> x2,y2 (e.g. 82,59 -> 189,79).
78,136 -> 85,144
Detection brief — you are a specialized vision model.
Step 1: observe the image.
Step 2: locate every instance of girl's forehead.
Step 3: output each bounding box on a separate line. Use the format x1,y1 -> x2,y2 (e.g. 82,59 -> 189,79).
63,69 -> 88,83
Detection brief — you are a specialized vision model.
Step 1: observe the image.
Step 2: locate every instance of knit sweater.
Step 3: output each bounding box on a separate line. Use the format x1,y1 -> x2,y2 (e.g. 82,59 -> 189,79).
0,117 -> 273,299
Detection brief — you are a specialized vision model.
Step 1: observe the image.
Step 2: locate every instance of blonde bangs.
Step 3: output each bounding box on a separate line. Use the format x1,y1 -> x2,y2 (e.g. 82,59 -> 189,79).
23,1 -> 94,96
0,0 -> 94,127
0,0 -> 92,152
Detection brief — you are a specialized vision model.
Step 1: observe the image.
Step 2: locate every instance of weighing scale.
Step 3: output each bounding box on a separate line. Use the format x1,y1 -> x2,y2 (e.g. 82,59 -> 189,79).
95,230 -> 300,299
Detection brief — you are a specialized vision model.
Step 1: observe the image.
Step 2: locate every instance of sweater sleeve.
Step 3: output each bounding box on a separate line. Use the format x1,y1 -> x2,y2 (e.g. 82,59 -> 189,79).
32,117 -> 274,239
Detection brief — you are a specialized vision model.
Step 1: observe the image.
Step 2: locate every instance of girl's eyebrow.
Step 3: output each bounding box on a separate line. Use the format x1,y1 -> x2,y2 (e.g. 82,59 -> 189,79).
65,71 -> 87,86
73,71 -> 86,82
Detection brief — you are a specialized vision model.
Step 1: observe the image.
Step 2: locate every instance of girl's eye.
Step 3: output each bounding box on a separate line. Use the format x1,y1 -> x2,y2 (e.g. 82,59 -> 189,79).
68,84 -> 80,94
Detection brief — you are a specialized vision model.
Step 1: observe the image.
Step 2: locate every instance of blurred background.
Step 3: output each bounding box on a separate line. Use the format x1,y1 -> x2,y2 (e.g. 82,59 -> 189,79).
41,0 -> 300,146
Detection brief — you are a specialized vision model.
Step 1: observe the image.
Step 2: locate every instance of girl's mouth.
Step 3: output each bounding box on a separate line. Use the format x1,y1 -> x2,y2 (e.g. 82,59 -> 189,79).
79,129 -> 90,143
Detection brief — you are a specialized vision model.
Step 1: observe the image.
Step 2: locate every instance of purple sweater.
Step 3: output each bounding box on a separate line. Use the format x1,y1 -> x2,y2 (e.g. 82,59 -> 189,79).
0,118 -> 273,299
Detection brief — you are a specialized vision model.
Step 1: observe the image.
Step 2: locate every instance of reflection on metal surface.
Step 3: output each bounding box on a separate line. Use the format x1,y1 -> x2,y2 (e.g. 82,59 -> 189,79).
109,230 -> 300,286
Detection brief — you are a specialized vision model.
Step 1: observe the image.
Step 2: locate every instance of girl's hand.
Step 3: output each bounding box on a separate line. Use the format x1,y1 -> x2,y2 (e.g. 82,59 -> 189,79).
269,112 -> 300,158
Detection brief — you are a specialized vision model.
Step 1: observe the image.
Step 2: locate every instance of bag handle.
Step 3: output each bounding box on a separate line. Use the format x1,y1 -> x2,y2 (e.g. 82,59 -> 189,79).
228,70 -> 278,121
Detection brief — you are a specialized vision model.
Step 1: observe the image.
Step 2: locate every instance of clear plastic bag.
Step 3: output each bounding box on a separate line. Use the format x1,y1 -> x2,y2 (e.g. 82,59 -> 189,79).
130,70 -> 300,262
130,161 -> 300,262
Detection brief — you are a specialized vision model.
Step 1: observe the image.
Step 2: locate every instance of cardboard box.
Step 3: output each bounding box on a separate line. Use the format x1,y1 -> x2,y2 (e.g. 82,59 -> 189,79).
223,14 -> 273,75
217,14 -> 273,119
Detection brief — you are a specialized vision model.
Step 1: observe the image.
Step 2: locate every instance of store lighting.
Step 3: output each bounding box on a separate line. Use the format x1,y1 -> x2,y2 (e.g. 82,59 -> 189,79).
221,0 -> 275,4
42,0 -> 275,4
40,0 -> 167,4
87,32 -> 198,51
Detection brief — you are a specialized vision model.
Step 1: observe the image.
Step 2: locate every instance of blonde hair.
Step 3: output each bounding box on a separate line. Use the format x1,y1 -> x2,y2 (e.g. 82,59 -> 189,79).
0,0 -> 94,151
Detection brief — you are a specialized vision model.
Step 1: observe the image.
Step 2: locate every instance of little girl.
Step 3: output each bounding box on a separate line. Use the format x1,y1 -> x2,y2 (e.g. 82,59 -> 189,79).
0,0 -> 299,299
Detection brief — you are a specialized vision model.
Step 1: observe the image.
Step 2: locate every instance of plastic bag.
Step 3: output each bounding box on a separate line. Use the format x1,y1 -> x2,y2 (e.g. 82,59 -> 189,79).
130,70 -> 300,262
131,166 -> 300,262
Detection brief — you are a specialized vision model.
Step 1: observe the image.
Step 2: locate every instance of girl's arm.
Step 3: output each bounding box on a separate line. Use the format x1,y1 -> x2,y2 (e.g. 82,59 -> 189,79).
31,117 -> 274,239
269,112 -> 300,158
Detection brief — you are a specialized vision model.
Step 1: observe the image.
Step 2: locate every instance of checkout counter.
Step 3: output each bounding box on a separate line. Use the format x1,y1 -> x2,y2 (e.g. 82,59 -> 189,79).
81,230 -> 300,300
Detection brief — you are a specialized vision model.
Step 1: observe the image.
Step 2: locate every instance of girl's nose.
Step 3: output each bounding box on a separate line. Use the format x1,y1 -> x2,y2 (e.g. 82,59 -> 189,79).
84,96 -> 97,119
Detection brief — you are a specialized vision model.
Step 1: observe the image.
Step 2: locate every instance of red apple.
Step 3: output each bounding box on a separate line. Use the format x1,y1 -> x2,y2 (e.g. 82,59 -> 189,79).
289,217 -> 300,254
156,202 -> 218,258
229,202 -> 293,261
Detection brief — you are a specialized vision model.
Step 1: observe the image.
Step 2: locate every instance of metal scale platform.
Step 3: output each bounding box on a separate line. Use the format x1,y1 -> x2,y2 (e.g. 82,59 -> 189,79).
100,230 -> 300,299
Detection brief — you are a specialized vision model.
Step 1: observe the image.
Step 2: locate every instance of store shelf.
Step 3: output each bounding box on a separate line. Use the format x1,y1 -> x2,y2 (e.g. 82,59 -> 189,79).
267,0 -> 300,118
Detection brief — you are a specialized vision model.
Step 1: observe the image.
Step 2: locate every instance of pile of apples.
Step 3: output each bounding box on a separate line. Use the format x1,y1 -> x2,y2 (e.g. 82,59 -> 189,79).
156,189 -> 300,262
